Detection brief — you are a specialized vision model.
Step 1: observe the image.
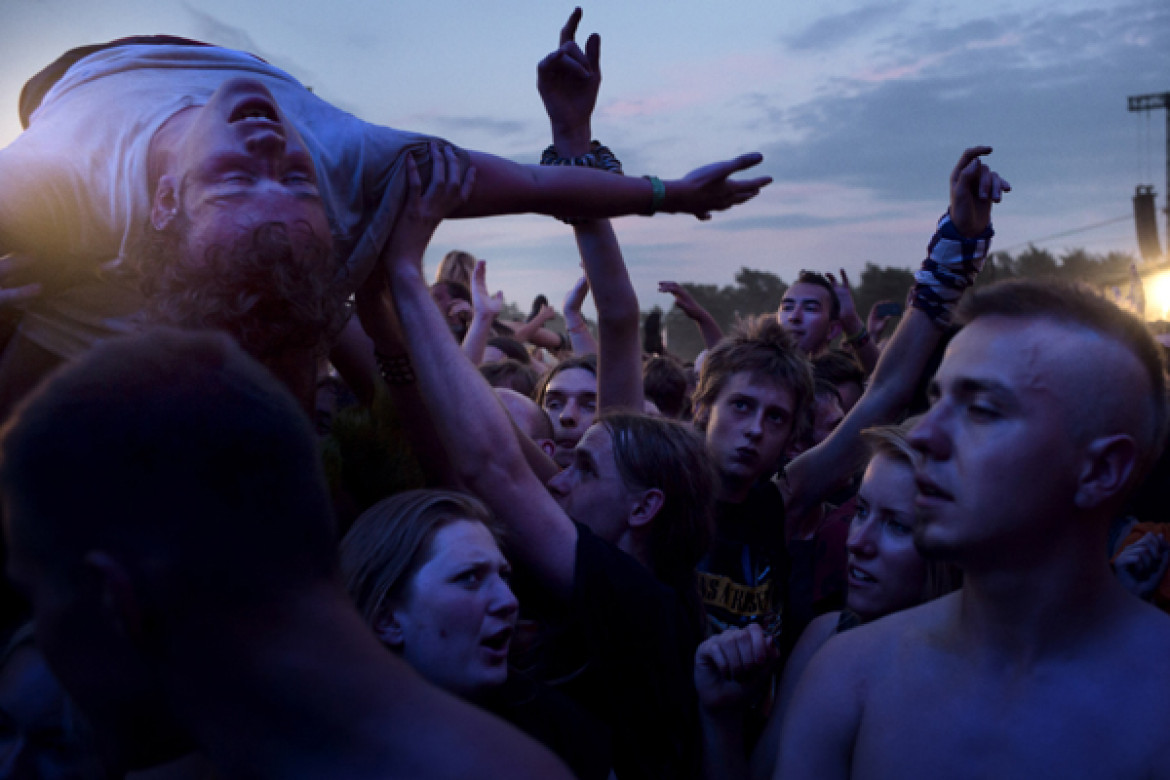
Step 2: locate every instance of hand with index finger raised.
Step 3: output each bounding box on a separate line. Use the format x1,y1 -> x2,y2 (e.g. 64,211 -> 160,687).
949,146 -> 1011,238
538,6 -> 601,146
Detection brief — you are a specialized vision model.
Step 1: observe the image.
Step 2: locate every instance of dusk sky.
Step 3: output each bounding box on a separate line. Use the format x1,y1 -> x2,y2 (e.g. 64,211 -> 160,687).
2,0 -> 1167,319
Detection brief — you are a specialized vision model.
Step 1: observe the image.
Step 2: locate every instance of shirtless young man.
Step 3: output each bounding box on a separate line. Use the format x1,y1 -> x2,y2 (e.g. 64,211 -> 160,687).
777,281 -> 1170,777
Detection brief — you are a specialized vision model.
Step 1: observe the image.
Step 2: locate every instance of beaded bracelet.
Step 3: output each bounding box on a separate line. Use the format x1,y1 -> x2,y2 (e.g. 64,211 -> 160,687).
374,351 -> 416,386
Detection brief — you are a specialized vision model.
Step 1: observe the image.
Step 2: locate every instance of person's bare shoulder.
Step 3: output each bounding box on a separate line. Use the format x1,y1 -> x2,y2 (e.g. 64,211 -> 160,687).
1106,597 -> 1170,774
775,596 -> 958,780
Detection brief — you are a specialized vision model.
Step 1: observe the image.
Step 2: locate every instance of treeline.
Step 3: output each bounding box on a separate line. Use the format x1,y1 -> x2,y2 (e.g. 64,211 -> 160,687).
653,246 -> 1139,362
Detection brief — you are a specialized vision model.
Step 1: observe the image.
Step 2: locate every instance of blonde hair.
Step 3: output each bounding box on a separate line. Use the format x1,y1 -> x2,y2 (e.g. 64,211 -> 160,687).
860,417 -> 962,602
435,250 -> 477,289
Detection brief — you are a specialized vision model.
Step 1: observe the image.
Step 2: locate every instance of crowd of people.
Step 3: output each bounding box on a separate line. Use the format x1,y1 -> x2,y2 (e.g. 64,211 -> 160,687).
1,9 -> 1169,779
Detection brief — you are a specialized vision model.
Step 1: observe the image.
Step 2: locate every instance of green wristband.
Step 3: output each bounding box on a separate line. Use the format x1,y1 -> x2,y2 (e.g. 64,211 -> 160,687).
643,175 -> 666,215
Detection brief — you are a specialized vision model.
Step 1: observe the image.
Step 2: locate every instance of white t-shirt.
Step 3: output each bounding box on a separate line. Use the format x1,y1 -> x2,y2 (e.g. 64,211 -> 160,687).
0,43 -> 447,357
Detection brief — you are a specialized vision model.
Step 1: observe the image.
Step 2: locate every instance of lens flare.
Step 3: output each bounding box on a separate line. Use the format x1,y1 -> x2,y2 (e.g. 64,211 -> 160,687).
1144,269 -> 1170,322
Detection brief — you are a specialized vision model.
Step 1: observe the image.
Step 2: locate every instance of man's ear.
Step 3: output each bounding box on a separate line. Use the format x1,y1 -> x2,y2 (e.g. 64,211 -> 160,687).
151,174 -> 181,231
82,550 -> 144,644
373,608 -> 405,649
628,488 -> 666,529
1074,434 -> 1139,510
539,438 -> 557,458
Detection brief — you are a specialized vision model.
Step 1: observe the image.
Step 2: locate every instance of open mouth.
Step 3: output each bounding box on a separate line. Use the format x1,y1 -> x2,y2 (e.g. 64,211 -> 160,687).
481,627 -> 513,653
849,565 -> 876,584
229,97 -> 280,124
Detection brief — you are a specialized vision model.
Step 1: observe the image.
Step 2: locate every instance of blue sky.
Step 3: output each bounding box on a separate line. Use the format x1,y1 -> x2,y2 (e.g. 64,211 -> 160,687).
1,0 -> 1166,318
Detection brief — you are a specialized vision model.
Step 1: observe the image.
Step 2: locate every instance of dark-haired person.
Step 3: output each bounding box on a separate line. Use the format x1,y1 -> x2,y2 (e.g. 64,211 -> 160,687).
778,271 -> 840,357
534,354 -> 599,468
779,270 -> 879,372
0,328 -> 571,779
644,354 -> 691,419
0,35 -> 770,420
692,147 -> 1009,650
812,349 -> 865,414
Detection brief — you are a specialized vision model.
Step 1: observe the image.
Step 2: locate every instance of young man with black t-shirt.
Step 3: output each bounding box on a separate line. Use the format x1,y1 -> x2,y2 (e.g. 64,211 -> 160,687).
693,149 -> 1011,649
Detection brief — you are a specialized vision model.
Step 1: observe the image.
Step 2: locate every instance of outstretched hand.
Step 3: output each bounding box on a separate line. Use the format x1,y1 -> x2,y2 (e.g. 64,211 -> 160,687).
825,269 -> 858,325
472,260 -> 504,320
673,153 -> 772,220
564,273 -> 590,315
532,303 -> 557,326
380,142 -> 476,275
538,7 -> 600,138
949,146 -> 1010,238
659,281 -> 705,321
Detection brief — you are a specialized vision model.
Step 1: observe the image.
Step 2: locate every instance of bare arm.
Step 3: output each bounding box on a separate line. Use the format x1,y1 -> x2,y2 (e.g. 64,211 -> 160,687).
328,314 -> 379,407
378,145 -> 579,595
784,305 -> 942,518
751,612 -> 839,780
660,281 -> 724,349
562,275 -> 600,355
540,9 -> 643,412
508,306 -> 563,351
827,270 -> 879,374
574,221 -> 643,411
774,634 -> 864,780
461,260 -> 504,365
455,149 -> 770,223
784,147 -> 1010,519
353,270 -> 461,488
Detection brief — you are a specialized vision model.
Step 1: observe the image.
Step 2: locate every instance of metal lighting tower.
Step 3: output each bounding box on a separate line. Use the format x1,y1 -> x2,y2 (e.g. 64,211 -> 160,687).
1129,91 -> 1170,251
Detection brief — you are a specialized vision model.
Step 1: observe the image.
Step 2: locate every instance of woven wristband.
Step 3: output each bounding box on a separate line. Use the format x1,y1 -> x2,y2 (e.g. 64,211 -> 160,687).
910,212 -> 994,326
540,141 -> 624,225
540,140 -> 624,174
374,351 -> 416,386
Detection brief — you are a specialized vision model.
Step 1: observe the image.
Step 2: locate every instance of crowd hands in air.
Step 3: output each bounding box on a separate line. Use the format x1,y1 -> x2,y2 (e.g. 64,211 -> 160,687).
1,8 -> 1169,780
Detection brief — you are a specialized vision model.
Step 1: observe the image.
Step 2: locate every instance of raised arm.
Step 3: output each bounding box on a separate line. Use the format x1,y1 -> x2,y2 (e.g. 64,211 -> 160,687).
784,147 -> 1009,519
456,149 -> 770,223
826,270 -> 880,374
573,220 -> 644,410
375,144 -> 579,596
660,281 -> 724,349
562,275 -> 599,355
539,8 -> 644,412
461,259 -> 504,365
